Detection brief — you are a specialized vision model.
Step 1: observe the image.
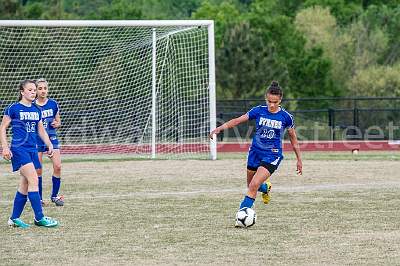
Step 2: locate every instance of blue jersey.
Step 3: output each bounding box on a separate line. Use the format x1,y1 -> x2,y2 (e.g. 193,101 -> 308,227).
247,105 -> 294,155
35,98 -> 59,137
4,102 -> 42,151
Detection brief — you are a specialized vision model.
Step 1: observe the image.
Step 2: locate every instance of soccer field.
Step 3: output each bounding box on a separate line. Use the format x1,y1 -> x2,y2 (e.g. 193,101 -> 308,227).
1,152 -> 400,265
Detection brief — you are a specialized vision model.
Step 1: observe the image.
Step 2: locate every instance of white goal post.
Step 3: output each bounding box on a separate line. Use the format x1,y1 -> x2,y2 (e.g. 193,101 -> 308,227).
0,20 -> 217,160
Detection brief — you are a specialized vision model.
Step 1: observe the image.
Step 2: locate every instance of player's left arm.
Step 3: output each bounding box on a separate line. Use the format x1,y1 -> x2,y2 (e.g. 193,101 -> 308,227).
51,111 -> 61,128
38,120 -> 54,157
287,128 -> 302,175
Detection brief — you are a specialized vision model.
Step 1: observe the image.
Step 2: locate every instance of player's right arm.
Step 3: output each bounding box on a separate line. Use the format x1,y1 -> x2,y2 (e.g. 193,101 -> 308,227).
209,114 -> 249,139
51,111 -> 61,128
37,120 -> 54,158
0,115 -> 12,160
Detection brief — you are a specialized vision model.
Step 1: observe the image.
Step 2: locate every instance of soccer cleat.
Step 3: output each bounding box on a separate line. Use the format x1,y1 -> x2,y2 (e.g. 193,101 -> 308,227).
8,218 -> 30,228
34,216 -> 58,227
261,181 -> 272,204
235,220 -> 242,228
51,195 -> 64,206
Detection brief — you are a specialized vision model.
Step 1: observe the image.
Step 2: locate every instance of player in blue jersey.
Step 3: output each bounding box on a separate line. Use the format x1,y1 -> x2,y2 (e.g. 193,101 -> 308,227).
1,79 -> 58,228
210,81 -> 302,222
35,78 -> 64,206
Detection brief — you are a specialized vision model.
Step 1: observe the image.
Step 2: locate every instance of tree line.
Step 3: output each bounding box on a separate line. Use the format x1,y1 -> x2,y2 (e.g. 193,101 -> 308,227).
1,0 -> 400,100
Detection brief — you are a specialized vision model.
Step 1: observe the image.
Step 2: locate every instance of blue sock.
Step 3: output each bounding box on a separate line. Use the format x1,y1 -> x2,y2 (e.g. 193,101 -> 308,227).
28,192 -> 44,221
239,195 -> 255,209
10,191 -> 28,219
38,176 -> 43,200
258,183 -> 268,193
51,176 -> 61,198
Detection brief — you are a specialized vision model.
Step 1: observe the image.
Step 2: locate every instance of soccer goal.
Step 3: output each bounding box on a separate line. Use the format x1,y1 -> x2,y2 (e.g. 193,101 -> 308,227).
0,20 -> 216,159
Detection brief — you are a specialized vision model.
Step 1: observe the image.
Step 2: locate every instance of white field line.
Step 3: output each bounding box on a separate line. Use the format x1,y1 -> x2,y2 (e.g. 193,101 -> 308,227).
1,181 -> 400,203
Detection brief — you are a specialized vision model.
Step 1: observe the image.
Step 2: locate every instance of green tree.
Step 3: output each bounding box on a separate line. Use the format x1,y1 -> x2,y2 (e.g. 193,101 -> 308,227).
295,6 -> 355,92
86,0 -> 143,19
350,64 -> 400,96
0,0 -> 21,18
347,20 -> 388,70
194,1 -> 287,99
361,0 -> 400,8
247,1 -> 341,99
295,5 -> 390,96
288,47 -> 337,98
359,4 -> 400,65
216,21 -> 288,99
2,0 -> 400,100
193,0 -> 241,45
137,0 -> 201,19
194,0 -> 341,101
295,6 -> 337,51
304,0 -> 363,25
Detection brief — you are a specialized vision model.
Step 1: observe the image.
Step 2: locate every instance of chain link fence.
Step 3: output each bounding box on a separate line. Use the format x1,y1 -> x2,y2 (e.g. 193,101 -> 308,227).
216,97 -> 400,141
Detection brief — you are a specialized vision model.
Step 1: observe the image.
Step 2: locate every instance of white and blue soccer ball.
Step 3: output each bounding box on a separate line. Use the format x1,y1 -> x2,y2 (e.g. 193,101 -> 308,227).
235,207 -> 256,228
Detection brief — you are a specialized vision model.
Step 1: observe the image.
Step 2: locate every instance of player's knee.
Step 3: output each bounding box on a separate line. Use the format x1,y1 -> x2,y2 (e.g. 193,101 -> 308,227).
19,180 -> 29,193
53,163 -> 61,173
28,177 -> 39,187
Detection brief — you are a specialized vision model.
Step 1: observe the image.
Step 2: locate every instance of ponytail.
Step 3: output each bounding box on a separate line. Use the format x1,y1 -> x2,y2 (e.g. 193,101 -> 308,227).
265,80 -> 283,98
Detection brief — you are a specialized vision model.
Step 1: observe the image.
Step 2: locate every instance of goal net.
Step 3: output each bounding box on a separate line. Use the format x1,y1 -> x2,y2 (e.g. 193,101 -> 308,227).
0,20 -> 216,159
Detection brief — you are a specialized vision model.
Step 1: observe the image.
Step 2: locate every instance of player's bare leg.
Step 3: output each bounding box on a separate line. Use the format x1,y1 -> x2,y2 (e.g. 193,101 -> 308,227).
20,163 -> 58,227
50,149 -> 63,206
247,169 -> 256,187
51,149 -> 61,177
247,166 -> 271,199
8,175 -> 30,228
248,169 -> 271,203
37,151 -> 45,205
37,152 -> 43,176
20,163 -> 39,193
239,166 -> 271,210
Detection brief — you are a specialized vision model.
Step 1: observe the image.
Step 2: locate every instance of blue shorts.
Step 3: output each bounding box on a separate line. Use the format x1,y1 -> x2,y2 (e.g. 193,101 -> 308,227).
247,147 -> 283,174
37,137 -> 60,152
10,148 -> 41,172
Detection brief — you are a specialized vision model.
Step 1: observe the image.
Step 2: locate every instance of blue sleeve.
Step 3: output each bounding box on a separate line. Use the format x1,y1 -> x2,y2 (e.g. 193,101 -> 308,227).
4,105 -> 13,118
285,113 -> 295,129
247,106 -> 259,120
55,102 -> 59,115
52,99 -> 59,115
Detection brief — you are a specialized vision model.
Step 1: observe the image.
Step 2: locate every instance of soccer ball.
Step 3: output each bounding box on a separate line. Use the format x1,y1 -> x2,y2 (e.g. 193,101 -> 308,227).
235,207 -> 256,228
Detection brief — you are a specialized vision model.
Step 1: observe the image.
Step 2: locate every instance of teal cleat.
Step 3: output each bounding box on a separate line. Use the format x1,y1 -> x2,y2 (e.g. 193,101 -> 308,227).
34,216 -> 59,227
8,218 -> 30,228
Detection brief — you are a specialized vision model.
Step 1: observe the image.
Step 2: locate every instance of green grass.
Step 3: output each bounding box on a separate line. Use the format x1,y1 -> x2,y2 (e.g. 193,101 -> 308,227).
1,154 -> 400,265
1,150 -> 397,164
